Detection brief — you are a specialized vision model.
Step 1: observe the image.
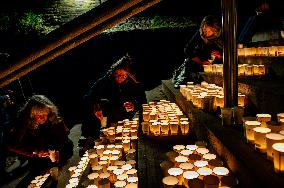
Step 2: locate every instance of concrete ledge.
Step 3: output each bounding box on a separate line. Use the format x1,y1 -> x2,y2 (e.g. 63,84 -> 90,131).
162,79 -> 284,188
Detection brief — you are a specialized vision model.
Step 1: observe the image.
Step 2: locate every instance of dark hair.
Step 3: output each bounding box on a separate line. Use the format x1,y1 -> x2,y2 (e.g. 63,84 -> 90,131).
200,15 -> 221,32
107,54 -> 133,75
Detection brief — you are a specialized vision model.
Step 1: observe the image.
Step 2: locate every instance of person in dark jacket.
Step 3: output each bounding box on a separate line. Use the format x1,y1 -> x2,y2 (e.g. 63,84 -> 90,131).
9,95 -> 73,187
81,54 -> 147,145
173,15 -> 223,86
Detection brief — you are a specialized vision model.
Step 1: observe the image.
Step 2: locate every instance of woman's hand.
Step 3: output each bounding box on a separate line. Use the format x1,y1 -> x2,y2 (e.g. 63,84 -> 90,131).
123,102 -> 135,112
94,110 -> 103,121
211,50 -> 222,60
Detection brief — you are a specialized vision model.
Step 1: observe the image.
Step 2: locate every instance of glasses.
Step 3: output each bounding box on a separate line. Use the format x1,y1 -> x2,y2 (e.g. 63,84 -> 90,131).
114,74 -> 128,79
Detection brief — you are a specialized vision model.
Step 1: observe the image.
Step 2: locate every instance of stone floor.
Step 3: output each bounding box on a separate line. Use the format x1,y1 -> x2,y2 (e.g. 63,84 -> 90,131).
1,84 -> 167,188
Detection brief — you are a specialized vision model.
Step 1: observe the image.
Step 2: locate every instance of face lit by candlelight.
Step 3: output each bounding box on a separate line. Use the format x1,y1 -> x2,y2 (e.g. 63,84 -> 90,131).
114,69 -> 128,84
202,24 -> 216,38
32,108 -> 49,125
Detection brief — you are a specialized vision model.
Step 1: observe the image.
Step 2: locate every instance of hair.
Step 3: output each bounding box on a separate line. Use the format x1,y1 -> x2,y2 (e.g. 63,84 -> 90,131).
16,95 -> 62,141
199,15 -> 222,39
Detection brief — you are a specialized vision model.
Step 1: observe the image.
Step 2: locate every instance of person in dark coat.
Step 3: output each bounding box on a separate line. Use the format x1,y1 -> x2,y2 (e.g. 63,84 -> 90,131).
173,15 -> 223,86
81,54 -> 147,145
8,95 -> 73,187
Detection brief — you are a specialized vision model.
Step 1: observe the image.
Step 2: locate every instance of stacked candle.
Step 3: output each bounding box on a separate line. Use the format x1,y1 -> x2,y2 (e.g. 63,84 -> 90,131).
179,81 -> 246,111
161,142 -> 236,188
142,100 -> 190,136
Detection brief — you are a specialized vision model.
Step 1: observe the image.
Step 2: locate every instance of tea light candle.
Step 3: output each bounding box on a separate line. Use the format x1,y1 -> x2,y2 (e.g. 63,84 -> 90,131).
99,172 -> 110,180
170,122 -> 179,135
256,114 -> 271,127
266,133 -> 284,161
127,176 -> 138,183
92,165 -> 103,173
197,167 -> 213,177
272,143 -> 284,173
213,167 -> 229,177
86,185 -> 98,188
180,149 -> 193,156
186,145 -> 198,152
244,121 -> 261,143
122,140 -> 131,153
126,169 -> 137,177
174,156 -> 188,165
160,122 -> 170,136
179,163 -> 194,171
125,183 -> 138,188
122,164 -> 132,171
196,148 -> 209,155
194,160 -> 208,169
173,145 -> 186,152
253,127 -> 271,153
162,176 -> 179,188
202,153 -> 217,160
117,174 -> 128,181
168,167 -> 184,185
88,172 -> 99,184
180,121 -> 190,135
277,113 -> 284,122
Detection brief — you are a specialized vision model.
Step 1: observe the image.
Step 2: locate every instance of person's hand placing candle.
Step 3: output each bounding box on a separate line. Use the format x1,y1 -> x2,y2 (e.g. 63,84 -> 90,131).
123,101 -> 135,112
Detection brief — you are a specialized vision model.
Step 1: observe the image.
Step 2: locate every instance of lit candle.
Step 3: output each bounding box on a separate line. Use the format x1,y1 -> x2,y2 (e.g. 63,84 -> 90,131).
272,143 -> 284,173
125,183 -> 138,188
170,122 -> 179,135
197,167 -> 213,178
256,113 -> 271,127
168,167 -> 184,185
174,156 -> 188,166
180,149 -> 193,156
180,121 -> 190,135
179,162 -> 194,171
202,153 -> 217,161
162,176 -> 179,188
253,127 -> 271,153
244,121 -> 261,143
213,167 -> 229,178
196,148 -> 209,155
193,160 -> 208,169
127,176 -> 138,183
173,145 -> 186,152
266,133 -> 284,161
277,113 -> 284,122
186,145 -> 198,152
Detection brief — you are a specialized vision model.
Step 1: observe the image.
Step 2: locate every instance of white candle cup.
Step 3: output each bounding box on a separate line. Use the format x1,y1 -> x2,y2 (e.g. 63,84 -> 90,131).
180,149 -> 193,156
202,153 -> 217,161
88,172 -> 99,185
272,143 -> 284,173
265,133 -> 284,161
180,121 -> 190,135
170,122 -> 179,135
253,127 -> 271,153
125,183 -> 138,188
213,167 -> 229,179
183,171 -> 199,188
256,114 -> 271,127
277,113 -> 284,122
162,176 -> 179,188
168,167 -> 184,185
174,156 -> 188,167
179,163 -> 194,171
173,145 -> 185,153
244,121 -> 261,143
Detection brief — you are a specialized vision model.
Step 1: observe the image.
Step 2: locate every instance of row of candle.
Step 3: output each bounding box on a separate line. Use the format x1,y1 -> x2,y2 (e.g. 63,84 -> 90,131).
67,117 -> 139,188
237,46 -> 284,56
179,82 -> 246,111
203,64 -> 266,76
142,100 -> 190,136
243,113 -> 284,173
161,144 -> 238,188
28,173 -> 50,188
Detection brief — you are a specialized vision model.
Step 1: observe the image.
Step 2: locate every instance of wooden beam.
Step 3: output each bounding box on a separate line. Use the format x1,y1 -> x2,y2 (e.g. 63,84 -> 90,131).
0,0 -> 161,88
0,0 -> 143,80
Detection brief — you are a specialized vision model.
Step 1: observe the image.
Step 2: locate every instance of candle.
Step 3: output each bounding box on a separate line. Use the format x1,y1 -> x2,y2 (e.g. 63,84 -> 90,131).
244,121 -> 261,143
173,145 -> 186,152
266,133 -> 284,161
180,121 -> 190,135
168,167 -> 184,185
162,176 -> 179,188
253,127 -> 271,153
113,180 -> 126,188
196,148 -> 209,155
202,153 -> 217,161
193,160 -> 208,169
179,163 -> 194,171
180,149 -> 193,156
272,143 -> 284,173
186,145 -> 198,151
127,176 -> 138,183
126,169 -> 137,177
256,114 -> 271,127
125,183 -> 138,188
213,167 -> 229,178
277,113 -> 284,122
174,156 -> 189,166
170,122 -> 179,135
197,167 -> 213,178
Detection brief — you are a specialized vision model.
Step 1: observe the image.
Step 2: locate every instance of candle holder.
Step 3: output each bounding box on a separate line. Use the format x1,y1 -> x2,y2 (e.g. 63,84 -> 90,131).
168,167 -> 184,185
272,143 -> 284,173
253,127 -> 271,153
256,114 -> 271,127
266,133 -> 284,161
183,171 -> 199,188
244,121 -> 261,144
162,176 -> 179,188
